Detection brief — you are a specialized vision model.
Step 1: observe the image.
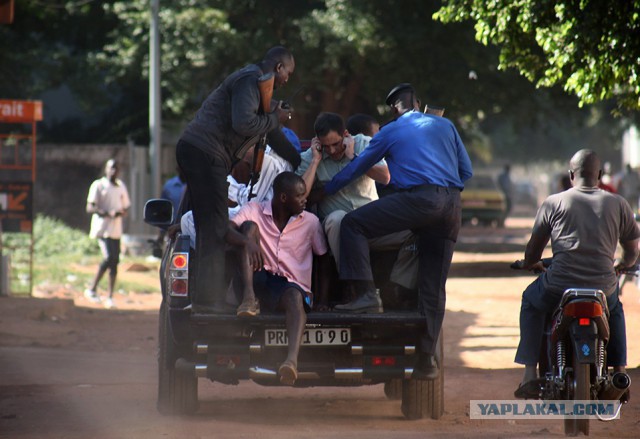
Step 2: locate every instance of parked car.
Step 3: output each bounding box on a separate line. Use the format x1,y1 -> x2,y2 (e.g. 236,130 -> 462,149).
513,181 -> 539,211
461,174 -> 507,227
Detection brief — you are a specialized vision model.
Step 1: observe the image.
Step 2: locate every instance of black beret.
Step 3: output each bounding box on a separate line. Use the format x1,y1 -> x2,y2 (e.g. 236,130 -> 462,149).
385,83 -> 415,106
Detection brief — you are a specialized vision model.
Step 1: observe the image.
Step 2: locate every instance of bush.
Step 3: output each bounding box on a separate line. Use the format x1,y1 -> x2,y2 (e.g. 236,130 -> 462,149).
33,214 -> 98,259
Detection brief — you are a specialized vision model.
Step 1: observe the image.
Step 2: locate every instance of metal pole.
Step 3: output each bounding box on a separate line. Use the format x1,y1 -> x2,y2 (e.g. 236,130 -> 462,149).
149,0 -> 162,199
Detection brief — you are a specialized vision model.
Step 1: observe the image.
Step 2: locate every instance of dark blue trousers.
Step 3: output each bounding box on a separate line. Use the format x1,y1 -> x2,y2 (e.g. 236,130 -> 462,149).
339,184 -> 461,355
176,140 -> 229,307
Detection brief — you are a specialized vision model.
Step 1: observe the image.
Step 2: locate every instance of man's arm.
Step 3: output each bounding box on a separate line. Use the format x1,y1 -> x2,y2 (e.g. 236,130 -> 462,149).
617,238 -> 639,269
365,164 -> 390,185
324,133 -> 389,195
118,184 -> 131,217
86,201 -> 103,216
345,134 -> 390,185
86,181 -> 101,215
266,127 -> 301,170
522,226 -> 550,270
230,75 -> 280,137
453,124 -> 473,183
300,138 -> 323,199
226,221 -> 263,271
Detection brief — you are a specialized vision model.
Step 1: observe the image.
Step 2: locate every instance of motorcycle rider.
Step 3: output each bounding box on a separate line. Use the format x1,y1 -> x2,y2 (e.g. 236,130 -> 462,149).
513,149 -> 639,399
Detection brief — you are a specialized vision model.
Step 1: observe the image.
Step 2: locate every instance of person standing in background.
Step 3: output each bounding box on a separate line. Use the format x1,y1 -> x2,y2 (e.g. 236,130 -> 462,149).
618,164 -> 640,212
85,159 -> 131,309
498,164 -> 514,222
160,166 -> 187,222
346,113 -> 380,138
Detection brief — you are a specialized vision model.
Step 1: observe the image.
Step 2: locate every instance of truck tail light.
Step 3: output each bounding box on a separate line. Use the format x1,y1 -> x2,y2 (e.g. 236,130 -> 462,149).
371,356 -> 396,366
172,254 -> 188,269
169,252 -> 189,297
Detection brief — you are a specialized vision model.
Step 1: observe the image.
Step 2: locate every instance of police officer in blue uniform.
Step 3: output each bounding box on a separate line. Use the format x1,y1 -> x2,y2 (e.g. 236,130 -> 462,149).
324,83 -> 473,379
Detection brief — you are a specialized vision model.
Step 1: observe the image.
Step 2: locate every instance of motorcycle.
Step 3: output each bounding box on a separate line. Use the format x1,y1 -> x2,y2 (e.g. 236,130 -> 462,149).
511,260 -> 634,436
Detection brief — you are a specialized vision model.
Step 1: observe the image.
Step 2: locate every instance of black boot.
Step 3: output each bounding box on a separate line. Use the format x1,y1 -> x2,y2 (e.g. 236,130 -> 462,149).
412,353 -> 439,380
334,280 -> 383,313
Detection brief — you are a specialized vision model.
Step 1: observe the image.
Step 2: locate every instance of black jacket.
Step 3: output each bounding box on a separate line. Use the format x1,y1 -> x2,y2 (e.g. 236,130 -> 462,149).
180,64 -> 299,171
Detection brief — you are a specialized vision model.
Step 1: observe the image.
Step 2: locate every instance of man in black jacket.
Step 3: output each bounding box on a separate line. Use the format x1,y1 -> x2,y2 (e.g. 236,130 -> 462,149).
176,46 -> 299,314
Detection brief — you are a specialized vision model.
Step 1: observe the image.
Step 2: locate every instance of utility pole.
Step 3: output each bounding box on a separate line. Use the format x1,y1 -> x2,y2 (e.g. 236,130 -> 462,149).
149,0 -> 161,199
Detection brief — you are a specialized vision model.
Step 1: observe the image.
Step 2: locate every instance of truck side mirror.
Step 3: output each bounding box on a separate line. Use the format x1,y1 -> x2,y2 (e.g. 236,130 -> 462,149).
143,199 -> 174,228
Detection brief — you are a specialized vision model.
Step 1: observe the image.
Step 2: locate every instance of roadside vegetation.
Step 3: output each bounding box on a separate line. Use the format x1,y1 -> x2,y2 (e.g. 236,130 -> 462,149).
1,215 -> 160,297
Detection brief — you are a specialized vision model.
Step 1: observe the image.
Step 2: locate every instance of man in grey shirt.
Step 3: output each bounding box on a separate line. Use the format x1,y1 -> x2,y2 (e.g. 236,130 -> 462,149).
514,149 -> 639,397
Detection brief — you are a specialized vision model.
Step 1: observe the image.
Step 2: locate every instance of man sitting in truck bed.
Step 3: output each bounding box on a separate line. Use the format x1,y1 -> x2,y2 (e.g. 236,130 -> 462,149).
296,112 -> 417,312
229,171 -> 328,385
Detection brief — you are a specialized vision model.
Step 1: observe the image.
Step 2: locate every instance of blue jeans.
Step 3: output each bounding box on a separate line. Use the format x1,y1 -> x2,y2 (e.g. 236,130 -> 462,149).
515,276 -> 627,367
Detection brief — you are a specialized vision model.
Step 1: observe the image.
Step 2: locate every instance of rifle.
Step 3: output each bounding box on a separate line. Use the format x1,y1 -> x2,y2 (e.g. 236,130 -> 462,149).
281,85 -> 304,111
424,104 -> 445,116
248,72 -> 275,200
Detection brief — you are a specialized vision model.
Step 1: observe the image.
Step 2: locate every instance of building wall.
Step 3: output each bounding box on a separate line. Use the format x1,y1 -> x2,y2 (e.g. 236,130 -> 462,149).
35,143 -> 175,234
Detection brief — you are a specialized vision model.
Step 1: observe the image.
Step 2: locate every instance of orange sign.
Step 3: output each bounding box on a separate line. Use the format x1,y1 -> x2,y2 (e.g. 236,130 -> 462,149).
0,0 -> 14,25
0,182 -> 33,232
0,100 -> 43,123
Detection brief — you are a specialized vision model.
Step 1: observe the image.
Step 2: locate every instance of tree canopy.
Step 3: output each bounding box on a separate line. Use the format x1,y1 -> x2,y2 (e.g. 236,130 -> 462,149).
435,0 -> 640,112
0,0 -> 631,166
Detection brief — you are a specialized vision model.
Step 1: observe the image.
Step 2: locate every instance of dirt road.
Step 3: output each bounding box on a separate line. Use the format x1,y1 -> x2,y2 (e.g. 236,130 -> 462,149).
1,219 -> 639,438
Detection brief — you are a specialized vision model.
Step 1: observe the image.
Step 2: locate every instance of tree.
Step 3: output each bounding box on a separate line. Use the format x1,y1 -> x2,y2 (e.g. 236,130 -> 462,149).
434,0 -> 640,113
0,0 -> 628,165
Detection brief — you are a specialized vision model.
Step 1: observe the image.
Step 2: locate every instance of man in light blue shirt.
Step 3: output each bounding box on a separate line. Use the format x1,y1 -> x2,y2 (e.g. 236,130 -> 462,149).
324,83 -> 473,381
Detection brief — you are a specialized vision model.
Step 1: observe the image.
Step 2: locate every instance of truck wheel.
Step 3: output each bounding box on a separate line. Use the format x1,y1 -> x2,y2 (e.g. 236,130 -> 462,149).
401,329 -> 444,420
384,379 -> 402,400
157,302 -> 199,415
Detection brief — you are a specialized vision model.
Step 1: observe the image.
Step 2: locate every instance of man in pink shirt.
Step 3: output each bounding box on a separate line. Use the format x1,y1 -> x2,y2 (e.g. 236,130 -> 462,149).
230,172 -> 328,385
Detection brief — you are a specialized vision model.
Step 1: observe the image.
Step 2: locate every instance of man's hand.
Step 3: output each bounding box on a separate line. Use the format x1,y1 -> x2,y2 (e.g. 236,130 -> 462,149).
614,259 -> 632,275
245,239 -> 263,271
511,259 -> 547,273
274,101 -> 292,124
528,260 -> 547,274
310,137 -> 323,162
343,133 -> 355,160
167,223 -> 182,240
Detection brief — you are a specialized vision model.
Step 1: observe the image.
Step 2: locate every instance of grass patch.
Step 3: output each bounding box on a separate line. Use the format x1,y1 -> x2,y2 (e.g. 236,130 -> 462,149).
2,215 -> 160,296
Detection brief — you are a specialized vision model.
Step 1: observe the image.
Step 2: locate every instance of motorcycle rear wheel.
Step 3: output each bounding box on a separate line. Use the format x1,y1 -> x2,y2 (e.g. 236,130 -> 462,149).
564,349 -> 590,436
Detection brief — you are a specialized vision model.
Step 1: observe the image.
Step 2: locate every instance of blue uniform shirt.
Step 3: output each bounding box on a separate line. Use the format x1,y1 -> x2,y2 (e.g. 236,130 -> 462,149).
161,175 -> 186,221
324,111 -> 473,194
282,127 -> 302,153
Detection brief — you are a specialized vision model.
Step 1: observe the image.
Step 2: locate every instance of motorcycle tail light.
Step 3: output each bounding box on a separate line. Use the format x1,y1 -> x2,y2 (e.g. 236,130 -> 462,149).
579,318 -> 591,326
564,301 -> 603,318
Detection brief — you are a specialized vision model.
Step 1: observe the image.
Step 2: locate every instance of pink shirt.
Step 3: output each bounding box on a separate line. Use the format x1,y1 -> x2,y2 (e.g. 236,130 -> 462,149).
231,201 -> 328,292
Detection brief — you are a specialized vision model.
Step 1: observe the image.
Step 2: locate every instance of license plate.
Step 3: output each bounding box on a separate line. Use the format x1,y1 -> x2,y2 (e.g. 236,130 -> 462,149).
265,328 -> 351,346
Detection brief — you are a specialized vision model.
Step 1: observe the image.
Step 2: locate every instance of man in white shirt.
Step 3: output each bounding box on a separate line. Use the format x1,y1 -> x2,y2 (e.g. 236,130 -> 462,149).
85,159 -> 131,308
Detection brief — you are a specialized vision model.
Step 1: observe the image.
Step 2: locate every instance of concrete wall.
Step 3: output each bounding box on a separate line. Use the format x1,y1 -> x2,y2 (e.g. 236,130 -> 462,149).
35,142 -> 176,235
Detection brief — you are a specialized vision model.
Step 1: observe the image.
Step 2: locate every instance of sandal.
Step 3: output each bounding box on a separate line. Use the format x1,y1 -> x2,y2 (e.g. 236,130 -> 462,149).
236,299 -> 259,317
278,360 -> 298,386
514,379 -> 544,399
